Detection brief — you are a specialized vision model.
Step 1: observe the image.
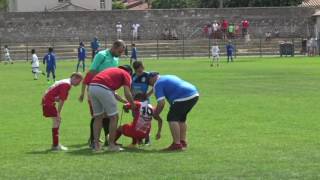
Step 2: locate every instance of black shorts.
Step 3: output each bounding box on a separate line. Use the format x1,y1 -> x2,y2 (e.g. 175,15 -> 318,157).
167,96 -> 199,122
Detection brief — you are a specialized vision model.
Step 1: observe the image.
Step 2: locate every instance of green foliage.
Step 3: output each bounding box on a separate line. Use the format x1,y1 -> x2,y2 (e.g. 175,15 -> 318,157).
152,0 -> 188,9
0,0 -> 8,10
112,0 -> 126,9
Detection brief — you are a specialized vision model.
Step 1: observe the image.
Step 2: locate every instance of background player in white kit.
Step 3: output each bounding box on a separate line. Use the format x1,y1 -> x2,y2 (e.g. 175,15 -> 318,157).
211,43 -> 220,67
4,45 -> 13,64
31,49 -> 45,80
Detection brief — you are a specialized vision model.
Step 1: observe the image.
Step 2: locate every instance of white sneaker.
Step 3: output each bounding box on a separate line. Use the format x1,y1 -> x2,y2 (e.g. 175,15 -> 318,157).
51,144 -> 68,151
108,145 -> 124,152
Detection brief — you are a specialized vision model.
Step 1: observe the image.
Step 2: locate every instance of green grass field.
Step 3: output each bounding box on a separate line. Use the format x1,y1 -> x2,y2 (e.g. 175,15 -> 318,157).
1,56 -> 320,179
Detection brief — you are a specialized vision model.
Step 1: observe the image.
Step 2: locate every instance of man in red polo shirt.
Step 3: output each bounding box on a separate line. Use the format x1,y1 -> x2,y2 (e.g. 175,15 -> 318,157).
80,71 -> 127,149
42,72 -> 83,151
88,65 -> 136,151
242,19 -> 249,37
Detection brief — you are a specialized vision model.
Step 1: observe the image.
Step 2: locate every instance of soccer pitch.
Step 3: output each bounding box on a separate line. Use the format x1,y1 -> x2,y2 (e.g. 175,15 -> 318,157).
1,57 -> 320,179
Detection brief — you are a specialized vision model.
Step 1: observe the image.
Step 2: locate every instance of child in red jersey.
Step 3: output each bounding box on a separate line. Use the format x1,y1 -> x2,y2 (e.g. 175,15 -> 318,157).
115,93 -> 162,148
42,72 -> 83,151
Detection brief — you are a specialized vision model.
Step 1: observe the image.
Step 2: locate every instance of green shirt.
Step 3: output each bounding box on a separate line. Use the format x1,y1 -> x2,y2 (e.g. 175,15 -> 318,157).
228,25 -> 235,33
89,49 -> 119,72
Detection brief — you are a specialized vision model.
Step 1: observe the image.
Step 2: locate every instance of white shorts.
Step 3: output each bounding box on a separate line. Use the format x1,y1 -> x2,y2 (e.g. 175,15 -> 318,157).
88,85 -> 118,117
32,67 -> 40,73
212,54 -> 219,58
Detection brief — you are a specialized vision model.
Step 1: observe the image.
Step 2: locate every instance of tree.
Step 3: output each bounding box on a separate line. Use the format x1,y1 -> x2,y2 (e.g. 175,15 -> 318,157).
0,0 -> 8,11
152,0 -> 188,9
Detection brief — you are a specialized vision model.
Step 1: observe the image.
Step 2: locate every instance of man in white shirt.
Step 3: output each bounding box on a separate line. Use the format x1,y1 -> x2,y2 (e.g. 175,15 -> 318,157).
211,44 -> 220,67
4,45 -> 13,64
212,21 -> 219,39
132,23 -> 140,41
31,49 -> 45,80
116,22 -> 122,39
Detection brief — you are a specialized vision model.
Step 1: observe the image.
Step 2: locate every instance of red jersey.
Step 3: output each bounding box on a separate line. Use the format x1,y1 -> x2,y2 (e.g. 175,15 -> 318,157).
83,71 -> 95,85
242,20 -> 249,29
90,68 -> 132,90
42,79 -> 71,105
222,20 -> 229,30
125,101 -> 153,134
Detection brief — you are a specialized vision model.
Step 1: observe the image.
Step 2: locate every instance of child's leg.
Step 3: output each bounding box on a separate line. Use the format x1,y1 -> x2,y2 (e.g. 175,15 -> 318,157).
34,72 -> 38,80
46,68 -> 50,81
114,126 -> 123,144
76,61 -> 80,72
102,117 -> 110,146
82,60 -> 85,72
52,69 -> 56,81
52,116 -> 61,147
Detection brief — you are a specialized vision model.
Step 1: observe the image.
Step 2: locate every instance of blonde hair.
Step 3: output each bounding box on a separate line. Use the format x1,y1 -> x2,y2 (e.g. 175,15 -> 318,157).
70,72 -> 83,79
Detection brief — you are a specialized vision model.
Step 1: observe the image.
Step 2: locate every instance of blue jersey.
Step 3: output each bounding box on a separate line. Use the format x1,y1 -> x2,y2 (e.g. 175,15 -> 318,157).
226,44 -> 234,55
43,53 -> 56,69
91,40 -> 100,50
154,75 -> 199,104
131,47 -> 137,59
132,72 -> 149,96
78,47 -> 86,60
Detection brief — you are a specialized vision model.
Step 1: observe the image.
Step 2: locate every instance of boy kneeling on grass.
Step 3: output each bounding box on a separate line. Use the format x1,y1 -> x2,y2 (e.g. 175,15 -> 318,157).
114,93 -> 162,148
41,72 -> 83,151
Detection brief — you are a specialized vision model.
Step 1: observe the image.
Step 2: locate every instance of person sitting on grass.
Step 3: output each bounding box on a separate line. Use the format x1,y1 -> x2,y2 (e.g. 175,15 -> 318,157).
41,72 -> 83,151
114,93 -> 162,148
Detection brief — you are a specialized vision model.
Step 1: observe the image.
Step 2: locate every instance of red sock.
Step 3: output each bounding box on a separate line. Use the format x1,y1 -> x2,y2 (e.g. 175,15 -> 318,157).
52,127 -> 59,146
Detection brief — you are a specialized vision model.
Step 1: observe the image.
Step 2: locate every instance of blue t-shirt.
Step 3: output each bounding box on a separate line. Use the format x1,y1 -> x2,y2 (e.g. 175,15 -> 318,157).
226,44 -> 234,55
131,47 -> 137,59
154,75 -> 199,104
78,46 -> 86,60
132,72 -> 149,96
43,52 -> 56,69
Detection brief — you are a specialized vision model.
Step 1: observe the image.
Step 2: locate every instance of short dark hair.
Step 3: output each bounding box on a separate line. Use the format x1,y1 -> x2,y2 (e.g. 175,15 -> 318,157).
113,40 -> 125,49
48,47 -> 53,52
31,49 -> 35,54
132,43 -> 135,47
134,93 -> 146,101
132,61 -> 144,70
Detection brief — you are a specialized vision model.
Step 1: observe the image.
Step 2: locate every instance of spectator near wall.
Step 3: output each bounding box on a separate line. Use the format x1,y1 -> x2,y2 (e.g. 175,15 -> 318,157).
116,22 -> 122,39
132,23 -> 140,41
221,19 -> 229,40
228,23 -> 235,39
241,20 -> 249,37
212,21 -> 219,39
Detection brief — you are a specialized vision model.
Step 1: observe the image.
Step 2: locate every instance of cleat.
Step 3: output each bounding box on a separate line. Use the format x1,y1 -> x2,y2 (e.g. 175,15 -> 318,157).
162,143 -> 183,151
51,144 -> 68,151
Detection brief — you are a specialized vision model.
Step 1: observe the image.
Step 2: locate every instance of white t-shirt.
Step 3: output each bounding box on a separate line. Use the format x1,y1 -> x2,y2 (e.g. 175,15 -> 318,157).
211,46 -> 220,56
212,23 -> 219,31
32,54 -> 39,68
4,48 -> 10,56
116,24 -> 122,32
132,24 -> 140,32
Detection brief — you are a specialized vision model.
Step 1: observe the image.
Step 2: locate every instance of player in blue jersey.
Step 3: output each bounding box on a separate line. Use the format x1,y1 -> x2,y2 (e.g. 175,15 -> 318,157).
148,73 -> 199,151
43,47 -> 56,83
76,42 -> 86,72
226,41 -> 234,63
131,61 -> 154,145
130,43 -> 138,66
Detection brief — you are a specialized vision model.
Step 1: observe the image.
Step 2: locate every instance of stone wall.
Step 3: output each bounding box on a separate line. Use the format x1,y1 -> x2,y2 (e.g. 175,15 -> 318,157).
0,7 -> 317,42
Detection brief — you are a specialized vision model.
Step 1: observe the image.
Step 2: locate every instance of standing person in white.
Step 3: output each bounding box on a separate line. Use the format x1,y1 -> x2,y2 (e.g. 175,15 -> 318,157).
211,44 -> 220,67
116,22 -> 122,39
31,49 -> 45,80
4,45 -> 13,64
132,23 -> 140,41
